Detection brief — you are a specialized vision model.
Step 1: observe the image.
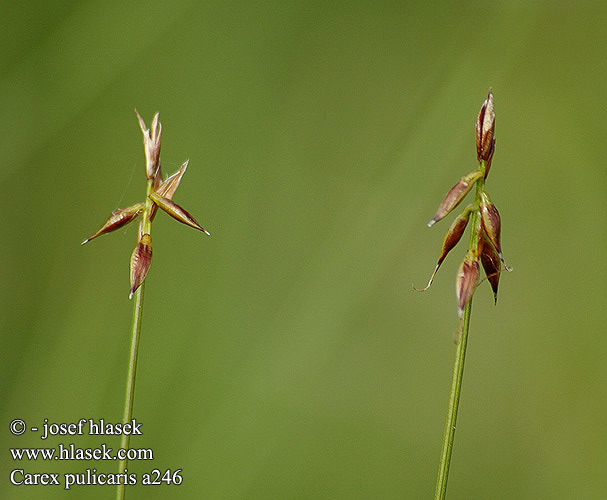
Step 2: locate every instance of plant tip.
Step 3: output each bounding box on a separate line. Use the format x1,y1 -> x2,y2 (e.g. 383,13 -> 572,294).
413,281 -> 431,292
413,264 -> 441,292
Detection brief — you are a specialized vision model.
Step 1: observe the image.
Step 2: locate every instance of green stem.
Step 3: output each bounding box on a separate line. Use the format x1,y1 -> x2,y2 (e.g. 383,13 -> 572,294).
116,179 -> 154,500
433,297 -> 472,500
434,166 -> 485,500
115,283 -> 145,500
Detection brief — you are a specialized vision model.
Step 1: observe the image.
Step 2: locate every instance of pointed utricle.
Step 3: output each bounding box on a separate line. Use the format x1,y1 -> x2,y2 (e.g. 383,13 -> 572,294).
81,203 -> 144,245
476,90 -> 495,164
148,192 -> 210,235
129,233 -> 153,299
416,206 -> 472,291
479,191 -> 504,264
455,251 -> 479,319
479,230 -> 501,304
439,207 -> 472,267
427,170 -> 482,227
150,160 -> 190,222
157,160 -> 189,199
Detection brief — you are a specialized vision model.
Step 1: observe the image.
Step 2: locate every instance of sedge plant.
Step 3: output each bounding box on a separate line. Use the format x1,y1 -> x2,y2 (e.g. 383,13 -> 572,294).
82,111 -> 210,500
415,90 -> 511,499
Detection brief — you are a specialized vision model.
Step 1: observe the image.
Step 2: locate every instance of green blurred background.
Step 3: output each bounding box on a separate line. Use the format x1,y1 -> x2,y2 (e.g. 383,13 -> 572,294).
2,1 -> 606,499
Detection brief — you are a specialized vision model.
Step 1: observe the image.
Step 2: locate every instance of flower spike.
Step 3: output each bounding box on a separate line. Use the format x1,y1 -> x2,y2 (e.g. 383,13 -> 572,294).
420,91 -> 510,500
83,110 -> 211,297
420,89 -> 509,328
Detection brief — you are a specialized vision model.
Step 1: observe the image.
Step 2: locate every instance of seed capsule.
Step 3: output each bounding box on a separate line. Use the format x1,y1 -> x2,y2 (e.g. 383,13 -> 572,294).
476,90 -> 495,164
455,251 -> 479,319
415,206 -> 472,291
440,206 -> 473,264
157,160 -> 189,199
479,230 -> 500,304
149,192 -> 210,235
427,170 -> 482,227
479,191 -> 504,263
129,233 -> 153,299
149,164 -> 163,221
150,160 -> 189,221
81,203 -> 145,245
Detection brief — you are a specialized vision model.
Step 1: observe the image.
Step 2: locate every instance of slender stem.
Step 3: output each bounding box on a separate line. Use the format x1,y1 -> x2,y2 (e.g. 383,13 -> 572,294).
434,166 -> 485,500
434,298 -> 472,499
116,178 -> 154,500
115,283 -> 145,500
